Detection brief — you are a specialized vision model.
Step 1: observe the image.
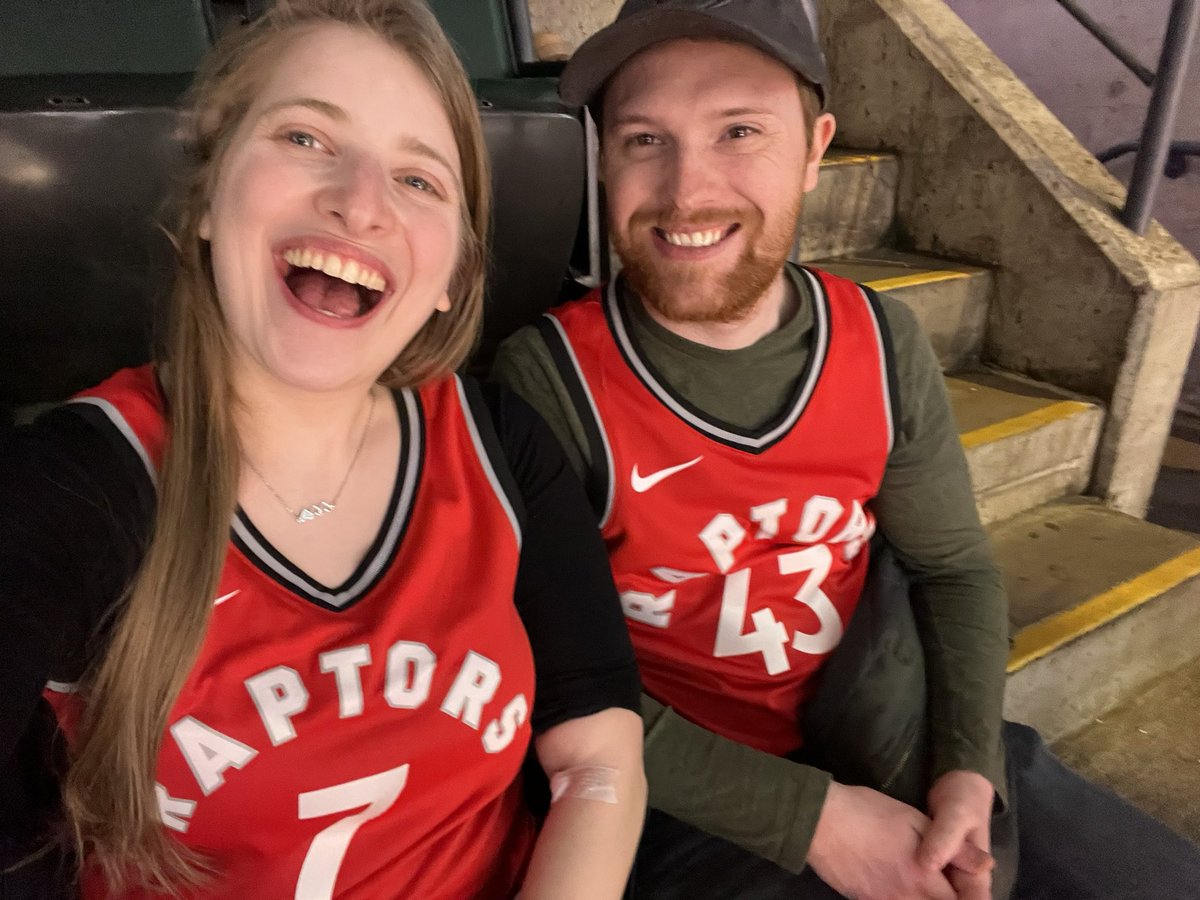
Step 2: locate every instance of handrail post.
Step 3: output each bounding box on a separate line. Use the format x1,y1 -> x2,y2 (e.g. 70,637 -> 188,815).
1121,0 -> 1200,235
506,0 -> 537,67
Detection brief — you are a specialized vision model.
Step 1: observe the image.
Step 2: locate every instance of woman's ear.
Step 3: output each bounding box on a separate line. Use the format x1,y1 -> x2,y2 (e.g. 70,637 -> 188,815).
199,210 -> 212,241
435,291 -> 452,313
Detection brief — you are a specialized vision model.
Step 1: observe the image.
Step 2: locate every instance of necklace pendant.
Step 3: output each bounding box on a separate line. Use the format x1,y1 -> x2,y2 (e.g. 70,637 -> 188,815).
295,501 -> 335,524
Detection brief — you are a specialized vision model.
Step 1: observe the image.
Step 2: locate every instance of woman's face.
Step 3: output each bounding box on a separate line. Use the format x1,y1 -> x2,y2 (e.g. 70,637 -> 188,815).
201,23 -> 465,394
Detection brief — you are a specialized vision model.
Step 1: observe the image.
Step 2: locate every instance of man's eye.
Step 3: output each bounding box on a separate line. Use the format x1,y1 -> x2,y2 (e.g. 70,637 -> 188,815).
628,133 -> 660,148
728,125 -> 757,139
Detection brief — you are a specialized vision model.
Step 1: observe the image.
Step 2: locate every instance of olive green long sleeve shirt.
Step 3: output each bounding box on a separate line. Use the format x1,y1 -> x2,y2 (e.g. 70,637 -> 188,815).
492,264 -> 1009,874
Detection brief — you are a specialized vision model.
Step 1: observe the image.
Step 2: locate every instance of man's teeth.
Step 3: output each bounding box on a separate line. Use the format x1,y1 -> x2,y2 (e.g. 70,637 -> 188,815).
282,248 -> 387,292
661,228 -> 726,248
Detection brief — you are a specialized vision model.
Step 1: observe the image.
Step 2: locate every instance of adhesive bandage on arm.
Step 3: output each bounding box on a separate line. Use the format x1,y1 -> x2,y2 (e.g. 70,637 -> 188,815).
549,765 -> 620,805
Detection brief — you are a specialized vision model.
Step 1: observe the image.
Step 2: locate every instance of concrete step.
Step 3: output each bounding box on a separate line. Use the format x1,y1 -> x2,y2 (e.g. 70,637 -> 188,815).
1051,654 -> 1200,846
811,249 -> 991,370
949,370 -> 1104,524
997,498 -> 1200,742
794,149 -> 898,261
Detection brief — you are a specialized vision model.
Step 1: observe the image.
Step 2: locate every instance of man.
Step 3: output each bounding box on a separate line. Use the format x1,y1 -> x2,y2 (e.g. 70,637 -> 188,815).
493,1 -> 1200,897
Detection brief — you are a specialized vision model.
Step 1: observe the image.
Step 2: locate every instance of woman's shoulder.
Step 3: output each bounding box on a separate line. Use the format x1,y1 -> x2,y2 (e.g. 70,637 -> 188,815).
2,379 -> 159,541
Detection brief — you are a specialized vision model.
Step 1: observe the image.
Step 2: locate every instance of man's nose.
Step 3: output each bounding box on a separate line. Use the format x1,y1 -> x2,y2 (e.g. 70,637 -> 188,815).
664,145 -> 719,212
316,154 -> 397,236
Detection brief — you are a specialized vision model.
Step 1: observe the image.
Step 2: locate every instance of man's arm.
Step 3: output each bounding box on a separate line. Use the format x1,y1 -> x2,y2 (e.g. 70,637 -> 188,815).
872,296 -> 1009,799
872,297 -> 1010,895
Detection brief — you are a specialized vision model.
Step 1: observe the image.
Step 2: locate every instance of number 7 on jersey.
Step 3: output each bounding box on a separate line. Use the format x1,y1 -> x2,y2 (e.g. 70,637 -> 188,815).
295,764 -> 410,900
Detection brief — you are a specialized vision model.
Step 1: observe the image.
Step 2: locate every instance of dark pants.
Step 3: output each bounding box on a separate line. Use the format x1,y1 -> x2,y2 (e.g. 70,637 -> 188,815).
633,722 -> 1200,899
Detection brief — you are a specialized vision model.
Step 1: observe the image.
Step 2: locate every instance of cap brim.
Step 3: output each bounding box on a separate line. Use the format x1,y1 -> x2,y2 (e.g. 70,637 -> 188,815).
559,9 -> 826,110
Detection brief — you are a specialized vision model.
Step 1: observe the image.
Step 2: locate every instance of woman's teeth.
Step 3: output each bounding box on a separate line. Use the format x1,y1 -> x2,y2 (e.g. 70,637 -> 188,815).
661,228 -> 726,248
282,248 -> 387,292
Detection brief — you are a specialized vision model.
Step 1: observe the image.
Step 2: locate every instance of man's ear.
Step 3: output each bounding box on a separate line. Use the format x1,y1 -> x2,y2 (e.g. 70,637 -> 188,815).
803,112 -> 838,194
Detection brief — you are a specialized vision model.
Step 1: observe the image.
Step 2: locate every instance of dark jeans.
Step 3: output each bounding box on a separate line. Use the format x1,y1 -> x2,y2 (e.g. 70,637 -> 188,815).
633,722 -> 1200,899
1006,721 -> 1200,900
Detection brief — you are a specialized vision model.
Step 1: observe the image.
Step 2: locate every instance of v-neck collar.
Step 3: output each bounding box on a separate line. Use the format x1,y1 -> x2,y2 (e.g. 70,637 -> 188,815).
230,388 -> 424,611
604,268 -> 831,453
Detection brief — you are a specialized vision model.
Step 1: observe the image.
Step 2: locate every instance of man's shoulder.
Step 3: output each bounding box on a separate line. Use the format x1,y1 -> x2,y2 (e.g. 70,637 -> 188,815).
495,320 -> 548,363
868,289 -> 922,335
798,264 -> 928,361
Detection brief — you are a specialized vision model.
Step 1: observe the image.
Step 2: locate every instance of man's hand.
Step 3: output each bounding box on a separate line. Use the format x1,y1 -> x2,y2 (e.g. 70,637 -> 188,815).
918,771 -> 996,900
808,782 -> 960,900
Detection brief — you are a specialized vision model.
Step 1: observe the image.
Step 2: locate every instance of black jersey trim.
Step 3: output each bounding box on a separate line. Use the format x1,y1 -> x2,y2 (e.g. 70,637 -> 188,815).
455,376 -> 523,550
860,285 -> 900,454
604,271 -> 830,454
230,389 -> 424,612
535,314 -> 615,526
65,397 -> 158,486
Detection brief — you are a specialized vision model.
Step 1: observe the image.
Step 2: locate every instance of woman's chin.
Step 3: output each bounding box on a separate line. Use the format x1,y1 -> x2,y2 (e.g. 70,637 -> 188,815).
232,344 -> 391,398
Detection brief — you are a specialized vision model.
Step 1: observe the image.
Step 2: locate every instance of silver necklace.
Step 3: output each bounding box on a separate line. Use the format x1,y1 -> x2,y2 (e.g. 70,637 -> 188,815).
243,391 -> 377,524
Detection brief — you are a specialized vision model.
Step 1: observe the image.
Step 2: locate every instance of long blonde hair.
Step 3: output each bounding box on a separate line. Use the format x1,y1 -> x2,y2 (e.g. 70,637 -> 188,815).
62,1 -> 491,891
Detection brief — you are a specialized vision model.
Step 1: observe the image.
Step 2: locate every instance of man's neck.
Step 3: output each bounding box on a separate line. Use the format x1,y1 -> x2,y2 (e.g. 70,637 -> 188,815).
638,268 -> 797,350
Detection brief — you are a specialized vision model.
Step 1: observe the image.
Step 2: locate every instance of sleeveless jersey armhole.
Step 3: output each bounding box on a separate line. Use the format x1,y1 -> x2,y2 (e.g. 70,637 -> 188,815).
534,315 -> 614,524
457,375 -> 525,548
860,285 -> 902,455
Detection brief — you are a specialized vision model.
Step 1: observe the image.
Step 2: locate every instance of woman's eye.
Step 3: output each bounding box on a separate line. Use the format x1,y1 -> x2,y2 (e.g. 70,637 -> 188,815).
285,130 -> 321,150
402,174 -> 438,195
728,125 -> 757,139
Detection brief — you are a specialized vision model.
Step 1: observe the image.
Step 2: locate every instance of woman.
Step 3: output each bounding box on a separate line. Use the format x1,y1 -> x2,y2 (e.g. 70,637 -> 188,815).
0,1 -> 645,897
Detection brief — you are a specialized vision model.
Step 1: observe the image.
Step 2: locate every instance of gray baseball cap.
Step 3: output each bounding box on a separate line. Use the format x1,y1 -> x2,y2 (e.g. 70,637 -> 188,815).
559,0 -> 829,110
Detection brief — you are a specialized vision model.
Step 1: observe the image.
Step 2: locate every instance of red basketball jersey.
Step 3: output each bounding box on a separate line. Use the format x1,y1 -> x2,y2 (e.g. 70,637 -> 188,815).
542,269 -> 894,755
52,366 -> 537,899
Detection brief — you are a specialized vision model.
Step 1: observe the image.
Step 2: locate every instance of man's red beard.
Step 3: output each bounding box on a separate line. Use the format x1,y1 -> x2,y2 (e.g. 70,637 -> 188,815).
610,195 -> 803,325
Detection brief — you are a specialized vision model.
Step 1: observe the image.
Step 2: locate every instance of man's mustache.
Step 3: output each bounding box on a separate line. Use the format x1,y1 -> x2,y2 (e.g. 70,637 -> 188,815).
627,208 -> 759,232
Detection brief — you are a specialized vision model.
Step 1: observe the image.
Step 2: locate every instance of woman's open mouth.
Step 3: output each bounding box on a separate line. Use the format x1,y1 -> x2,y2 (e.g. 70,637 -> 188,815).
281,247 -> 389,320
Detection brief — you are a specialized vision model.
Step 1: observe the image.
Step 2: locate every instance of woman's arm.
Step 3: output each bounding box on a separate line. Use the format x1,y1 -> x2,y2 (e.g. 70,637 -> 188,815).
0,407 -> 152,874
520,708 -> 646,899
478,382 -> 645,896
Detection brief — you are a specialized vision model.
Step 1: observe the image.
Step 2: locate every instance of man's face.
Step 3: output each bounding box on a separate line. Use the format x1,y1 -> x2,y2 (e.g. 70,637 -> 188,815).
602,38 -> 834,324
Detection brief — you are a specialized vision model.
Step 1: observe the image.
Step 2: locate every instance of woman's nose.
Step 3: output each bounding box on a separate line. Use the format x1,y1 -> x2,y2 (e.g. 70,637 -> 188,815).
316,155 -> 396,236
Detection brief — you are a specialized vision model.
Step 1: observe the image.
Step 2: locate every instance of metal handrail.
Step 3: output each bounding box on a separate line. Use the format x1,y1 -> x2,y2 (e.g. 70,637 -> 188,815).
1054,0 -> 1155,86
1122,0 -> 1200,234
1054,0 -> 1199,235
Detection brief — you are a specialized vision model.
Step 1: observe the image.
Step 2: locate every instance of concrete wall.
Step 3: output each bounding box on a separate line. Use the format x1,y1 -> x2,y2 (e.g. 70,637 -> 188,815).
527,0 -> 619,52
944,0 -> 1200,435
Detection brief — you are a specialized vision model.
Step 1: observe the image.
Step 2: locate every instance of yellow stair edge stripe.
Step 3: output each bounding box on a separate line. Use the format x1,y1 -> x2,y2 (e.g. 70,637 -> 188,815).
863,269 -> 975,292
960,400 -> 1094,450
1007,545 -> 1200,673
821,152 -> 893,167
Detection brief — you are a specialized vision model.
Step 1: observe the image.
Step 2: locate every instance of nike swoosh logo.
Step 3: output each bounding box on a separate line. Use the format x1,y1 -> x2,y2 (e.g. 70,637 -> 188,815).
213,590 -> 241,607
631,456 -> 703,493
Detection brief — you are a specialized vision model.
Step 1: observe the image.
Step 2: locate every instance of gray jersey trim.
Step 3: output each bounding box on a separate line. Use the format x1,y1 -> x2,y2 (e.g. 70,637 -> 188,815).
858,285 -> 896,454
543,314 -> 617,528
454,376 -> 523,551
66,396 -> 158,486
